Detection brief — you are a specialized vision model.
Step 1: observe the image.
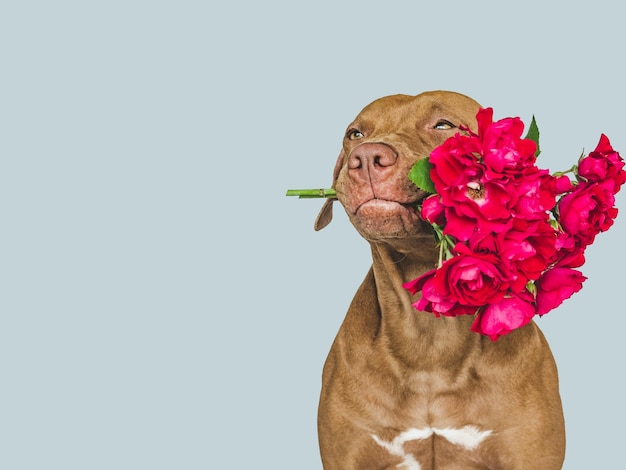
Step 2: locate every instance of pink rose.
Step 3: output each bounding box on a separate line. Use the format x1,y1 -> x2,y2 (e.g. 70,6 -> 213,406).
477,108 -> 537,175
441,205 -> 482,241
429,133 -> 513,236
421,194 -> 446,226
554,174 -> 575,194
403,269 -> 474,317
535,267 -> 586,315
554,231 -> 586,268
417,275 -> 476,317
429,133 -> 483,191
423,181 -> 514,242
557,180 -> 618,245
465,225 -> 535,291
470,294 -> 535,341
489,218 -> 556,284
452,179 -> 513,222
578,134 -> 626,192
422,244 -> 509,307
512,169 -> 559,220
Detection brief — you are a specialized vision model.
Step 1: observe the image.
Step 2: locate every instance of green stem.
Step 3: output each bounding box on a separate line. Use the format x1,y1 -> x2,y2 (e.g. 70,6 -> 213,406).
285,188 -> 337,198
552,164 -> 578,178
438,238 -> 444,268
431,224 -> 449,268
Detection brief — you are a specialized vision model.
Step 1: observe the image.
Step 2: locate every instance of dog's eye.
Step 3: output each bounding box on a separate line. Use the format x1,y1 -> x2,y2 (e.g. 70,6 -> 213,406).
434,120 -> 455,130
347,129 -> 364,140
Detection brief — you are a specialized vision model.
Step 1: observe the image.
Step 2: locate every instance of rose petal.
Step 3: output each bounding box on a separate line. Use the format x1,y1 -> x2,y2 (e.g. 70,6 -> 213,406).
535,267 -> 586,315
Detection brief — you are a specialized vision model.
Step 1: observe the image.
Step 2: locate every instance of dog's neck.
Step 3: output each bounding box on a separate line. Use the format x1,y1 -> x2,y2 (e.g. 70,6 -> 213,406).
369,241 -> 482,373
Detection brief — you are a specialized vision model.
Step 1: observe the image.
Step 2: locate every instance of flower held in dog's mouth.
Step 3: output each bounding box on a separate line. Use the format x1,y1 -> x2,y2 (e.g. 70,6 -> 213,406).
404,108 -> 625,340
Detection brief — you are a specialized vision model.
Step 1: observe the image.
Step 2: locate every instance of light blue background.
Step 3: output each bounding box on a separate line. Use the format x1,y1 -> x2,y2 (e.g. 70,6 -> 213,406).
1,1 -> 624,468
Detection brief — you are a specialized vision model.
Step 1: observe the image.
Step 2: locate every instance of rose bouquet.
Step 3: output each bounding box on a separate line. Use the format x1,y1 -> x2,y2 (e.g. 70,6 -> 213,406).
404,108 -> 626,340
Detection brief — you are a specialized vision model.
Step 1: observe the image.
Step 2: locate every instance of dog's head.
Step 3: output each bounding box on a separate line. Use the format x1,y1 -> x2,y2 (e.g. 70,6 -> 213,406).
316,90 -> 481,249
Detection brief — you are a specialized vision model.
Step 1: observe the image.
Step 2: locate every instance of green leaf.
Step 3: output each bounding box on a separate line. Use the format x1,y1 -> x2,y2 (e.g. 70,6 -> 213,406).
524,115 -> 541,157
408,158 -> 436,194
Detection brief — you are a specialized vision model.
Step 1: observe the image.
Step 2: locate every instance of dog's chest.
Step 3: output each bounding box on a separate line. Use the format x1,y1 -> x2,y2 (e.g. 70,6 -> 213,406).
363,425 -> 494,470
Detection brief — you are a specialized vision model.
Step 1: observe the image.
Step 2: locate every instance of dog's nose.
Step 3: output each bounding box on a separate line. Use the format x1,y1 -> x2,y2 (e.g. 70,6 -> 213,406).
348,143 -> 398,182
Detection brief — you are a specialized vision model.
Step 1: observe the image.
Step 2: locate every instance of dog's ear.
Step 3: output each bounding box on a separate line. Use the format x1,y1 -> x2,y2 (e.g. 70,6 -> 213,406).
314,198 -> 334,231
314,149 -> 345,231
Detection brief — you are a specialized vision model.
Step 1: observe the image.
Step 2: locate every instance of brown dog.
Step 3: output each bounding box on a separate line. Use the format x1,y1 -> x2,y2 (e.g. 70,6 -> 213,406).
314,91 -> 565,469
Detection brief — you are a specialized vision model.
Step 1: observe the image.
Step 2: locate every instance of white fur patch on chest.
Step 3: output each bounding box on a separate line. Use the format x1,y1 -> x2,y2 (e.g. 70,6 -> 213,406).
372,425 -> 492,470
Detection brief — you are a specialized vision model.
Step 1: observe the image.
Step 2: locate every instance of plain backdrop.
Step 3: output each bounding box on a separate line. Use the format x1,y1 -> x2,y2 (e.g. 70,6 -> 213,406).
1,1 -> 624,468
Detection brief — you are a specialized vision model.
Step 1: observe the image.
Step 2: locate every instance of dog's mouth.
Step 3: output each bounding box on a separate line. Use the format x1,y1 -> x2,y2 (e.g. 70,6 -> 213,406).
347,190 -> 434,240
356,198 -> 418,215
354,192 -> 428,218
